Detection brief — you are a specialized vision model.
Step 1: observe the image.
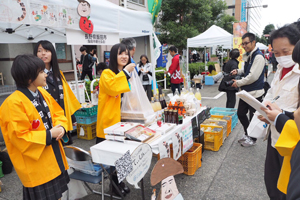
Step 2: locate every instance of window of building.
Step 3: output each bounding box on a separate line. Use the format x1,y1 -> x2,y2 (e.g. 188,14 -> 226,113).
130,0 -> 145,5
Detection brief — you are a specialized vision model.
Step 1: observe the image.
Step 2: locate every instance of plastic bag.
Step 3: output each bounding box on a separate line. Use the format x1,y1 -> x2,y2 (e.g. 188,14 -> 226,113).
121,70 -> 155,118
247,113 -> 269,139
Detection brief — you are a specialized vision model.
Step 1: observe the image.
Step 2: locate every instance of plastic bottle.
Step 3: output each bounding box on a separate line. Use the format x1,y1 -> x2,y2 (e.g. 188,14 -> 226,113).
182,108 -> 186,118
168,102 -> 173,110
173,101 -> 178,110
174,88 -> 179,96
151,97 -> 156,112
178,109 -> 183,124
195,88 -> 202,101
159,94 -> 164,109
189,88 -> 194,95
179,102 -> 184,111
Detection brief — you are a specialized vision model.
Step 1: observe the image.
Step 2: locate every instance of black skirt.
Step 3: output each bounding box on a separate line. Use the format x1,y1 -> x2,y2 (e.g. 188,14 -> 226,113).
23,170 -> 70,200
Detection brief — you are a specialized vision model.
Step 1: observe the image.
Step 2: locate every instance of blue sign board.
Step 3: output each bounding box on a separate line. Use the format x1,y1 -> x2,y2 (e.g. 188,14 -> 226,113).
241,0 -> 247,22
156,46 -> 168,68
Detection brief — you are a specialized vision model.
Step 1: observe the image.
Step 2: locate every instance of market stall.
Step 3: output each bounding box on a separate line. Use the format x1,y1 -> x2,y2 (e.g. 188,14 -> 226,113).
186,25 -> 233,71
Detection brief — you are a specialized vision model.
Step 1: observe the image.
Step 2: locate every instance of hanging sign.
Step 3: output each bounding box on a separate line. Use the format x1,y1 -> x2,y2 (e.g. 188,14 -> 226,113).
66,29 -> 119,45
182,120 -> 193,153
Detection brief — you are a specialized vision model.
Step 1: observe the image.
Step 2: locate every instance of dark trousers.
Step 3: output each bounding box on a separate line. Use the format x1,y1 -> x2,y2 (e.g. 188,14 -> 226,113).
171,83 -> 181,95
287,141 -> 300,200
143,84 -> 152,101
265,135 -> 286,200
226,90 -> 236,108
81,70 -> 93,81
237,95 -> 263,141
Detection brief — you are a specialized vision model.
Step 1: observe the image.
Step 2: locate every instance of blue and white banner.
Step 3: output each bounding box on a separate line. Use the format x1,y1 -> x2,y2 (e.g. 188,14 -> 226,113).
241,0 -> 247,22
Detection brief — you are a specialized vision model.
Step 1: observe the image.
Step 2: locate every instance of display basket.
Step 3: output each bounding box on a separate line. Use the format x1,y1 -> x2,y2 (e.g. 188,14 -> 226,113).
177,143 -> 202,175
210,115 -> 232,133
202,119 -> 228,141
200,124 -> 223,151
75,114 -> 97,125
77,122 -> 97,140
209,109 -> 237,129
74,106 -> 98,117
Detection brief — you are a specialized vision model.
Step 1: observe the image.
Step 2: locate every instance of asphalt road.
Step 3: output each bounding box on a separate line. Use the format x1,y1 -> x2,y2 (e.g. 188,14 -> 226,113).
0,72 -> 274,200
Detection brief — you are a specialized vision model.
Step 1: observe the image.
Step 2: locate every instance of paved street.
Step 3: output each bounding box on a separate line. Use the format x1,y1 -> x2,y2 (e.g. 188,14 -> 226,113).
0,72 -> 273,200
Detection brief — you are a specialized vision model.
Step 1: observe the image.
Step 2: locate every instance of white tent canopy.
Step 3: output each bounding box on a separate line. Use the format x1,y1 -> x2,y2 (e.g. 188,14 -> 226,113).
0,0 -> 159,95
0,0 -> 152,43
187,25 -> 233,49
256,42 -> 268,50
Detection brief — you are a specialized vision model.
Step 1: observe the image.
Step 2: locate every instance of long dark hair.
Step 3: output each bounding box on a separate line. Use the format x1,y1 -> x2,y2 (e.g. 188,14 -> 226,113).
109,43 -> 131,74
138,54 -> 149,67
33,40 -> 64,81
292,41 -> 300,107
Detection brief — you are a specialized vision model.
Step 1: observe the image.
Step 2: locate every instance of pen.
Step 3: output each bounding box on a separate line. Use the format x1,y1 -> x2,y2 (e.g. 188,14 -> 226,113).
266,96 -> 280,109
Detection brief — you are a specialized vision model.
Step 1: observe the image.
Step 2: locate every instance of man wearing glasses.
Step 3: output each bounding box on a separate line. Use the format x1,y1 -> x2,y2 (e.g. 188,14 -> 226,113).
230,32 -> 265,147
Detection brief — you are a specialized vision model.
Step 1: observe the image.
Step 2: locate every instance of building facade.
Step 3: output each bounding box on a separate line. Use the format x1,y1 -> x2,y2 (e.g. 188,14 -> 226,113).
225,0 -> 264,36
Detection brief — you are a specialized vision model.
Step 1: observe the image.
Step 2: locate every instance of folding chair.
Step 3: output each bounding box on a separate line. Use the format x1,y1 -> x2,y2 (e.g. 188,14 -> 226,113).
64,146 -> 121,200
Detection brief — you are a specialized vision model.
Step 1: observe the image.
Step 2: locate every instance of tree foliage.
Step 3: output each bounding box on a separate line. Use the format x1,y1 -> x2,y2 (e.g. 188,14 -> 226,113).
263,24 -> 275,35
156,0 -> 235,51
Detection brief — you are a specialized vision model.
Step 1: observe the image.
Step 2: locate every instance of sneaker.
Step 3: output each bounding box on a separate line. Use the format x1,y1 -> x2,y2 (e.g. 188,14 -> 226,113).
241,137 -> 256,147
238,135 -> 249,144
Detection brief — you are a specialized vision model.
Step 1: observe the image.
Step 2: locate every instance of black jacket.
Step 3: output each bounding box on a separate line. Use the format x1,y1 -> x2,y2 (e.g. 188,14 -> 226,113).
223,58 -> 239,74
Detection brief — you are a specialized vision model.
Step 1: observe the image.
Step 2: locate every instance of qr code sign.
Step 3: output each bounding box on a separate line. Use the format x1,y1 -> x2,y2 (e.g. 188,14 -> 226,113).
115,150 -> 133,183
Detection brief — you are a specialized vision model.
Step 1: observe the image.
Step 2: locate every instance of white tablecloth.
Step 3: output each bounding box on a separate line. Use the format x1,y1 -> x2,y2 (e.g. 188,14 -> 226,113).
90,140 -> 141,166
149,107 -> 205,154
90,107 -> 205,164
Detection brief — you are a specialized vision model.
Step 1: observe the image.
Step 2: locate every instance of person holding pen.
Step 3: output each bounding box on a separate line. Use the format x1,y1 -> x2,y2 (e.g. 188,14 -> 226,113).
257,25 -> 300,200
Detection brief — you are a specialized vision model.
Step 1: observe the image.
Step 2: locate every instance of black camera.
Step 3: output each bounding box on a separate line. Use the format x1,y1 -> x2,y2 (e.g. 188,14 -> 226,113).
225,80 -> 234,87
224,75 -> 242,87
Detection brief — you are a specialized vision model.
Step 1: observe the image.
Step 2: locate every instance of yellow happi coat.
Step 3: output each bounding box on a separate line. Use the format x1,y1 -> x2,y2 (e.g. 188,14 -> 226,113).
0,88 -> 69,187
96,69 -> 130,138
44,71 -> 81,131
275,119 -> 300,194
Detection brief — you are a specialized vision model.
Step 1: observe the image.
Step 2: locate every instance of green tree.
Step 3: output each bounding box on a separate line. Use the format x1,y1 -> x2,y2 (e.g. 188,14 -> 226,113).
263,24 -> 275,35
156,0 -> 234,51
215,14 -> 238,34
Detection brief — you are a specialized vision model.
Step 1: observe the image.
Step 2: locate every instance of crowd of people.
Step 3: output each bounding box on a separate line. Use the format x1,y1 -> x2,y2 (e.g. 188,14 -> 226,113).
1,18 -> 300,199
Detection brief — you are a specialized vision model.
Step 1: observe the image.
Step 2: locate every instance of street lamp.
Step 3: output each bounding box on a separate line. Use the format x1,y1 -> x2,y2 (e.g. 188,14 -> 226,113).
245,4 -> 268,31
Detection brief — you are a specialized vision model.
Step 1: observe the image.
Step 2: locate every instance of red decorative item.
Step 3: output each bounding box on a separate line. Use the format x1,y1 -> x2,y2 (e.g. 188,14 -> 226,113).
79,17 -> 93,34
157,120 -> 162,127
32,119 -> 40,129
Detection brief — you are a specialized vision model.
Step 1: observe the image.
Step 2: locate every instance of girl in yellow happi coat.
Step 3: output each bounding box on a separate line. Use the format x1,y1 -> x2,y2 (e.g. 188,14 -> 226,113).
34,40 -> 81,144
0,55 -> 69,200
95,43 -> 135,197
96,43 -> 136,143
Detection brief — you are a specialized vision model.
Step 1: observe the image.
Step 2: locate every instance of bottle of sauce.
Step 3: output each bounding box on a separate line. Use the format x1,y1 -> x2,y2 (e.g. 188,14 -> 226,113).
173,110 -> 178,125
168,108 -> 173,123
164,109 -> 169,123
173,102 -> 178,110
182,108 -> 186,118
178,109 -> 183,124
168,102 -> 173,110
179,102 -> 184,111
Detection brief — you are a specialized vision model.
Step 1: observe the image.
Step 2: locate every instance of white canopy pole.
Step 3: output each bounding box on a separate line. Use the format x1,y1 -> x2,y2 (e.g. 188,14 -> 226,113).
186,46 -> 189,73
71,45 -> 80,100
150,33 -> 157,95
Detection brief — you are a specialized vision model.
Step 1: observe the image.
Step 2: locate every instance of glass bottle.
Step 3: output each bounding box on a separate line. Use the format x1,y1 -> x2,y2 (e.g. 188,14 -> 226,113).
189,88 -> 194,95
162,94 -> 167,108
164,108 -> 169,123
155,94 -> 162,111
159,94 -> 164,109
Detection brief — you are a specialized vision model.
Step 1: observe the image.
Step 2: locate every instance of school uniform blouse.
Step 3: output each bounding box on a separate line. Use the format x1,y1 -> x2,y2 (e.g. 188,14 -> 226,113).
43,68 -> 81,131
